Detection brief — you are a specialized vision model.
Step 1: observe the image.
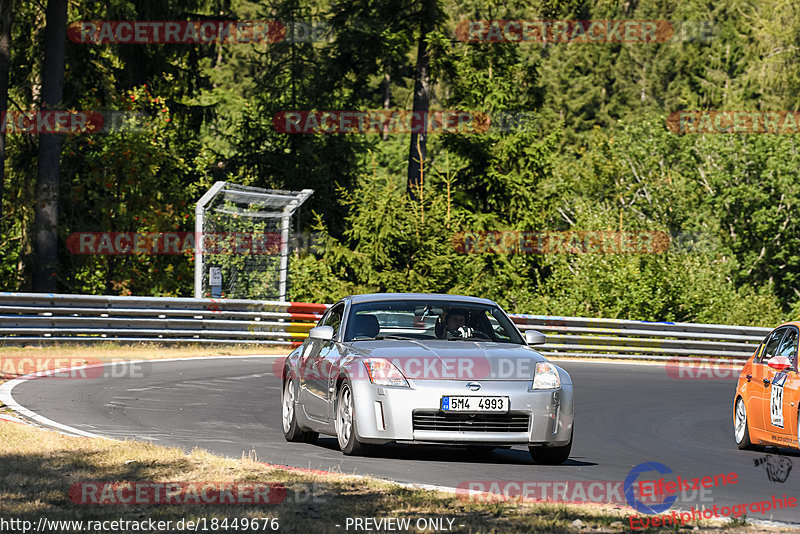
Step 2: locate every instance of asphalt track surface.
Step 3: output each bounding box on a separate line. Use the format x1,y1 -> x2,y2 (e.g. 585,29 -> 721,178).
8,357 -> 800,523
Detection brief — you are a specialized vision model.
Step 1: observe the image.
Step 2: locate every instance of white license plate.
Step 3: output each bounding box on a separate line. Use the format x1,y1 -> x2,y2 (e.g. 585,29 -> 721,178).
441,396 -> 509,413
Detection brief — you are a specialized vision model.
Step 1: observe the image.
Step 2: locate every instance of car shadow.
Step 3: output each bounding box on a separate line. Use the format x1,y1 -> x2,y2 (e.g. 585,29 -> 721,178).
314,437 -> 596,466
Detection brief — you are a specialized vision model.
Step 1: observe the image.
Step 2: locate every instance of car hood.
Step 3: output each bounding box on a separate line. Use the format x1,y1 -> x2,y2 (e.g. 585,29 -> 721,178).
347,339 -> 546,381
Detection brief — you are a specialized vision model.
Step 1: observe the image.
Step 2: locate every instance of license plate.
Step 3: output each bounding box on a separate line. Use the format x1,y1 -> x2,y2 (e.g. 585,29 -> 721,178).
441,396 -> 509,413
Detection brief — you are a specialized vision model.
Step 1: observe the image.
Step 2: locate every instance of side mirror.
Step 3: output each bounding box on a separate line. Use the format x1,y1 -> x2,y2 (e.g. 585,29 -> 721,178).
525,330 -> 546,346
309,325 -> 334,342
767,355 -> 792,371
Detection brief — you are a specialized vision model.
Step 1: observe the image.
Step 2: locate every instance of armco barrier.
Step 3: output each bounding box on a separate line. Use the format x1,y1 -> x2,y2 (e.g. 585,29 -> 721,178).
0,293 -> 770,361
510,314 -> 769,364
0,293 -> 326,346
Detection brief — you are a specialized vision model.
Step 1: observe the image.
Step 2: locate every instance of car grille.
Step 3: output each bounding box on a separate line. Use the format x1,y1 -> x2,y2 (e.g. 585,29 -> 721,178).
412,411 -> 530,433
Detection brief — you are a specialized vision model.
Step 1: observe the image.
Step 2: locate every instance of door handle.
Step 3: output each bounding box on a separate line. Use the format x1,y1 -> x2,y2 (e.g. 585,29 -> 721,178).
746,374 -> 752,382
763,378 -> 771,386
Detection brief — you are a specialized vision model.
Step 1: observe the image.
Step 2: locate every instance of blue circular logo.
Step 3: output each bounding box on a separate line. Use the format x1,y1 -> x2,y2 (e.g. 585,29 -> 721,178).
624,462 -> 677,514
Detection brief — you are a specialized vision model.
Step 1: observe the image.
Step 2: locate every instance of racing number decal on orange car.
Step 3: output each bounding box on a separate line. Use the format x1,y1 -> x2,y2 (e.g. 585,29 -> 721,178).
770,373 -> 787,429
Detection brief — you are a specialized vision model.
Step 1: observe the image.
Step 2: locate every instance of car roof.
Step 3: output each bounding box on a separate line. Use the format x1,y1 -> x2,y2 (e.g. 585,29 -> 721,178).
344,293 -> 497,306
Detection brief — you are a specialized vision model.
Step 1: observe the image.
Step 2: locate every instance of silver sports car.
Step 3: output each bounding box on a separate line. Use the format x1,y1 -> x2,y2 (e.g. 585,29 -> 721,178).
280,293 -> 574,464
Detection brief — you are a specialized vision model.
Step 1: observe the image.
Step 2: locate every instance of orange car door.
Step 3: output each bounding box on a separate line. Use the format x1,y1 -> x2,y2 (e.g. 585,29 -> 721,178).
781,372 -> 800,448
750,328 -> 786,432
762,327 -> 798,440
785,332 -> 800,447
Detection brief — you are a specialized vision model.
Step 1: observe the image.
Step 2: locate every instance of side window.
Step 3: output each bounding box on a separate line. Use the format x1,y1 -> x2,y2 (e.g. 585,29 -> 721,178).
777,328 -> 798,370
759,328 -> 786,364
322,304 -> 344,338
486,311 -> 511,341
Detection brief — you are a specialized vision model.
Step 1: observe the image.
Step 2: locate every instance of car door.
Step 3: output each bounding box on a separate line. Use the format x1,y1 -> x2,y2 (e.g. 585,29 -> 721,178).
762,326 -> 799,441
749,327 -> 786,433
299,303 -> 344,421
781,341 -> 800,447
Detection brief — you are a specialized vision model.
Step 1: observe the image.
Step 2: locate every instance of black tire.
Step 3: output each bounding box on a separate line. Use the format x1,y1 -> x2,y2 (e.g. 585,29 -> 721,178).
529,431 -> 572,465
281,376 -> 318,443
734,396 -> 754,450
335,380 -> 371,456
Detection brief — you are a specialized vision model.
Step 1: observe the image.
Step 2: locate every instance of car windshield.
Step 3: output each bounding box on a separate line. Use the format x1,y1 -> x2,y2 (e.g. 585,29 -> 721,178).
344,299 -> 524,344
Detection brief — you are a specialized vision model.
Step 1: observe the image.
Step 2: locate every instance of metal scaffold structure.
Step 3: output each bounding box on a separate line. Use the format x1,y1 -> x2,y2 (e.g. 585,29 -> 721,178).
194,182 -> 313,301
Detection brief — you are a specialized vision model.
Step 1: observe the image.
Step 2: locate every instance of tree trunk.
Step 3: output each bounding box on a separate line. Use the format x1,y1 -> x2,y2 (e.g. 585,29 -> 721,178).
382,72 -> 391,141
406,0 -> 436,198
33,0 -> 66,292
0,0 -> 13,223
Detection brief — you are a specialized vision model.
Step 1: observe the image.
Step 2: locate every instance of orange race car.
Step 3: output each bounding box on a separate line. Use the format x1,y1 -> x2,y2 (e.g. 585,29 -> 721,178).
734,322 -> 800,450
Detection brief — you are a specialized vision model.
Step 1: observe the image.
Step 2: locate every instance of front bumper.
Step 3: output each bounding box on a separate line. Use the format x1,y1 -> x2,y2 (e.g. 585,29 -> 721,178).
349,378 -> 573,446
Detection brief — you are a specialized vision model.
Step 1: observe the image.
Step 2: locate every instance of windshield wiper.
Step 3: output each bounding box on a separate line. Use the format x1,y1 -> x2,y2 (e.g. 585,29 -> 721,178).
350,335 -> 415,341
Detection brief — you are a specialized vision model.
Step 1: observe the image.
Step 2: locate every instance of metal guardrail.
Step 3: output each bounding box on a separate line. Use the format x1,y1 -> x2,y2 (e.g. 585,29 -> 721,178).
509,314 -> 769,363
0,293 -> 770,361
0,293 -> 326,346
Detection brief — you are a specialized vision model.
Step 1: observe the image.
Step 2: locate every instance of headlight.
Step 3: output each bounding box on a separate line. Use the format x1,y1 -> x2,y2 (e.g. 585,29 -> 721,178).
363,358 -> 409,387
531,361 -> 561,389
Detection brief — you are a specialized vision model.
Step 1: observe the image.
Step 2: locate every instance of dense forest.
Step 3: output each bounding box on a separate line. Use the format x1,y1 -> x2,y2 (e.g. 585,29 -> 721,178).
3,0 -> 800,325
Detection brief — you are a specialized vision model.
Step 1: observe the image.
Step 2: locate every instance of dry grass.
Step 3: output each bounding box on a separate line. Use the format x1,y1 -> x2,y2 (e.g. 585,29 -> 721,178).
0,422 -> 794,533
0,345 -> 771,532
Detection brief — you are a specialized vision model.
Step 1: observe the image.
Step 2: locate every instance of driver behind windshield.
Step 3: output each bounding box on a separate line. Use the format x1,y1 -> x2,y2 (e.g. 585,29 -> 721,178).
443,309 -> 474,339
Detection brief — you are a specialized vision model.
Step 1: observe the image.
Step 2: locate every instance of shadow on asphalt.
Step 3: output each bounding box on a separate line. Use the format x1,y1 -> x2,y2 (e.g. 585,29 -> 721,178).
311,437 -> 597,466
